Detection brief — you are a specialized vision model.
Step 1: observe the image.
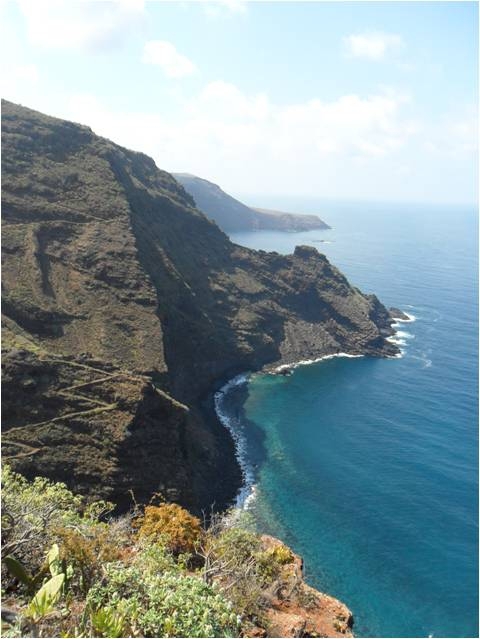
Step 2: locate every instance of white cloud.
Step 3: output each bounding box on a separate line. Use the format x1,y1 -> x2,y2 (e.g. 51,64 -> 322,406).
201,0 -> 248,18
343,32 -> 404,61
17,0 -> 145,51
1,63 -> 40,102
61,81 -> 417,196
142,40 -> 196,78
41,82 -> 475,203
423,106 -> 478,156
192,81 -> 269,120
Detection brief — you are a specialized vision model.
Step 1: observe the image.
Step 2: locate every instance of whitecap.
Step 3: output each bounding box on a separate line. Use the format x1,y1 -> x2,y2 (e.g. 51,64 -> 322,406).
394,312 -> 416,323
273,352 -> 363,373
214,373 -> 256,509
388,351 -> 404,359
410,353 -> 433,369
396,330 -> 414,340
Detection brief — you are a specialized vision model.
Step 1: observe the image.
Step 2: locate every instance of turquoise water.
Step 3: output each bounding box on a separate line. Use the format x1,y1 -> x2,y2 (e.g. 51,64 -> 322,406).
223,201 -> 478,638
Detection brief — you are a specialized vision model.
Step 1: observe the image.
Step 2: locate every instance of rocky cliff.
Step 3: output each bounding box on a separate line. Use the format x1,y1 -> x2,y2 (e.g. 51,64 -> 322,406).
1,100 -> 398,514
173,173 -> 330,233
249,535 -> 354,638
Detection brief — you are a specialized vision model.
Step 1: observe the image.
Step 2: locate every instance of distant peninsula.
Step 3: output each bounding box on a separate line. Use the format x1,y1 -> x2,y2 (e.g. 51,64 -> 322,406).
173,172 -> 330,233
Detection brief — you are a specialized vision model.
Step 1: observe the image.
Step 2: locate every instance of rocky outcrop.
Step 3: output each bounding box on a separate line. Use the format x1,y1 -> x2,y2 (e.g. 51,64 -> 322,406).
173,173 -> 330,233
389,307 -> 411,321
1,100 -> 398,514
244,536 -> 353,638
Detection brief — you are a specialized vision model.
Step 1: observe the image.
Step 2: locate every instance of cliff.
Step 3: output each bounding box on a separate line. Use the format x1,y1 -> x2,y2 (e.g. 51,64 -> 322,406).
1,99 -> 398,515
173,173 -> 330,233
250,535 -> 354,638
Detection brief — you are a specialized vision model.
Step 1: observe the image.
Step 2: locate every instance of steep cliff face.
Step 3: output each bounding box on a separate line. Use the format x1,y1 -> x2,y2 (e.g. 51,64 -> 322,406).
1,100 -> 398,513
173,172 -> 330,233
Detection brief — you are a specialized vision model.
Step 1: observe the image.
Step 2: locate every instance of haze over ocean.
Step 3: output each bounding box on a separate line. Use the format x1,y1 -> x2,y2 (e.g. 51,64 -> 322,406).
219,201 -> 478,638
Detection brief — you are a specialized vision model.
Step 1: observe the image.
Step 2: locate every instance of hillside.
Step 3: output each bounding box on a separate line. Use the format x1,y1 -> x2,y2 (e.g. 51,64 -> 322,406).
173,173 -> 330,233
1,100 -> 398,514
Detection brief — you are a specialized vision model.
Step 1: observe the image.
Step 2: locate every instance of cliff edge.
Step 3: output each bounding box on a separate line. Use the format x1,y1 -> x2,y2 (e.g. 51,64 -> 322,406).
1,99 -> 398,515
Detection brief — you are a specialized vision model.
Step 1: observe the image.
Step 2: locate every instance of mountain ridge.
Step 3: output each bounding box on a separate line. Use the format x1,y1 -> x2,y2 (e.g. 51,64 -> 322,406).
1,99 -> 398,514
173,172 -> 330,233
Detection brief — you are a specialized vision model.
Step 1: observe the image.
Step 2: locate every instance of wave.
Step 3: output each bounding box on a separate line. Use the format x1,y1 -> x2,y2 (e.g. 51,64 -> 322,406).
388,351 -> 404,359
274,352 -> 363,373
389,330 -> 414,345
410,353 -> 433,369
389,308 -> 416,351
214,373 -> 256,508
396,330 -> 414,339
392,312 -> 416,323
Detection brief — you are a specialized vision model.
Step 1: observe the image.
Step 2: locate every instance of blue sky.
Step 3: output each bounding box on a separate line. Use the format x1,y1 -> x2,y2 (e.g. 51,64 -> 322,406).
1,0 -> 478,204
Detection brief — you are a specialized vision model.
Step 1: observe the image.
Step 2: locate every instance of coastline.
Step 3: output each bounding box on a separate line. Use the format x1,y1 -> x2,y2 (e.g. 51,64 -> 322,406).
387,312 -> 417,351
198,380 -> 245,513
213,373 -> 254,508
213,311 -> 416,510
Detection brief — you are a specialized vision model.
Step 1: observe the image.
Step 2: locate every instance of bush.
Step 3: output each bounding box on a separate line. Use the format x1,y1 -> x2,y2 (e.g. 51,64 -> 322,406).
136,503 -> 202,555
133,539 -> 179,575
1,465 -> 116,596
199,525 -> 265,622
55,523 -> 123,594
1,470 -> 301,638
86,562 -> 240,637
268,544 -> 294,565
215,527 -> 261,565
1,465 -> 84,579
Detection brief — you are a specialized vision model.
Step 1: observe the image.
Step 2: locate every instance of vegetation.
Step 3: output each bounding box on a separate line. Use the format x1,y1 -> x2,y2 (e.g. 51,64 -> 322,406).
136,503 -> 202,555
1,467 -> 297,638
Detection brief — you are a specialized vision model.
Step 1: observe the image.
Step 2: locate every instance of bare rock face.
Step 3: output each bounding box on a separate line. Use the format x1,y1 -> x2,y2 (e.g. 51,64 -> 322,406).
1,100 -> 398,514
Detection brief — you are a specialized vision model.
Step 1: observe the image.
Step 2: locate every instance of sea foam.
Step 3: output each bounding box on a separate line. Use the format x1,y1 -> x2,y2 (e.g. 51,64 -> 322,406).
274,352 -> 363,373
392,312 -> 416,323
214,373 -> 256,508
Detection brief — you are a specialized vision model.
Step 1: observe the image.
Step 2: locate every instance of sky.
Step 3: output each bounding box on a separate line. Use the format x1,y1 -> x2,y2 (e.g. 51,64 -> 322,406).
1,0 -> 478,205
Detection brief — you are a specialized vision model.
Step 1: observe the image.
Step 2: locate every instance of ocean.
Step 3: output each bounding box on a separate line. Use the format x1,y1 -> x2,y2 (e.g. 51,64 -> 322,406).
216,200 -> 478,638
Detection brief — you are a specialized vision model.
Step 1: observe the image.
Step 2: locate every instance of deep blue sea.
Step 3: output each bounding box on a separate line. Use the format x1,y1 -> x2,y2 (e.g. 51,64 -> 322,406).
219,199 -> 478,638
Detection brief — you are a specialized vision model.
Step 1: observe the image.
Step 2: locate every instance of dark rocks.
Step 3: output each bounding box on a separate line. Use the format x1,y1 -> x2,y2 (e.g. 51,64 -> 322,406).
389,307 -> 411,321
293,245 -> 321,260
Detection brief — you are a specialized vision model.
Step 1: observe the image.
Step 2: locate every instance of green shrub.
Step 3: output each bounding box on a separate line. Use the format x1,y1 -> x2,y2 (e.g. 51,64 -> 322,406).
133,539 -> 179,575
268,544 -> 294,565
1,465 -> 112,583
215,527 -> 261,565
200,525 -> 265,621
90,606 -> 126,638
86,562 -> 240,637
2,466 -> 81,567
